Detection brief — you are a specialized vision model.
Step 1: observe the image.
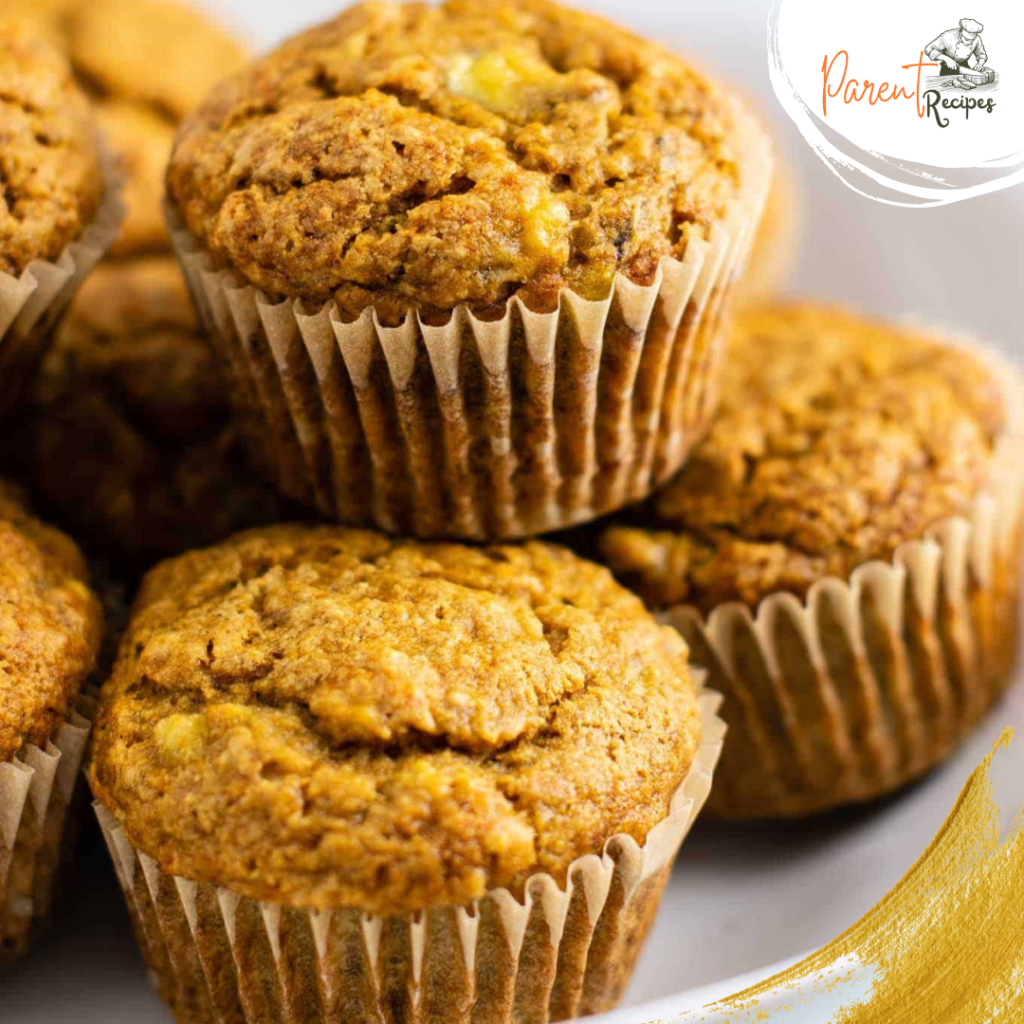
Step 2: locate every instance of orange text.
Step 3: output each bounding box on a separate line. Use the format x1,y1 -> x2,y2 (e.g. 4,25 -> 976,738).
822,51 -> 938,118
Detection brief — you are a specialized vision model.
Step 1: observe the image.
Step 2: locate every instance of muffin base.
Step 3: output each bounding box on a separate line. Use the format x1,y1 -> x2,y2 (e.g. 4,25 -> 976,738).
168,116 -> 772,540
0,164 -> 124,415
0,695 -> 94,967
93,690 -> 724,1024
661,346 -> 1024,820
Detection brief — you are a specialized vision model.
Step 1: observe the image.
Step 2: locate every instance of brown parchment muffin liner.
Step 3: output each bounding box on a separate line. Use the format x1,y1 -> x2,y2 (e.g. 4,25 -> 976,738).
0,693 -> 95,966
92,689 -> 724,1024
168,120 -> 772,540
661,346 -> 1024,820
0,166 -> 124,414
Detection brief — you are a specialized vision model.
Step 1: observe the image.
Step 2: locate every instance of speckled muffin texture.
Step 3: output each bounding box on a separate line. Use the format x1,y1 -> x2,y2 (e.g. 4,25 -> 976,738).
0,24 -> 102,277
600,303 -> 1023,818
170,0 -> 748,319
601,304 -> 1004,613
92,527 -> 699,911
166,0 -> 771,540
19,257 -> 286,564
0,480 -> 101,762
90,526 -> 713,1022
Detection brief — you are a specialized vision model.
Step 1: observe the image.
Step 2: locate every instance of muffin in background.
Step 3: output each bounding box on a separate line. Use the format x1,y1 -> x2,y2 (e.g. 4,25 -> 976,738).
8,0 -> 247,256
167,0 -> 773,540
733,152 -> 801,308
0,23 -> 121,412
9,257 -> 287,569
1,0 -> 75,57
65,0 -> 247,254
0,480 -> 102,965
599,303 -> 1024,819
91,526 -> 723,1023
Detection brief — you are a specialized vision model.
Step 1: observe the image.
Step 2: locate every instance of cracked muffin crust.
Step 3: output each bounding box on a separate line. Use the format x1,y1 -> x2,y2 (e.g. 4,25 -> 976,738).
0,24 -> 102,277
21,257 -> 285,562
599,303 -> 1005,613
90,526 -> 700,914
0,479 -> 103,763
168,0 -> 752,320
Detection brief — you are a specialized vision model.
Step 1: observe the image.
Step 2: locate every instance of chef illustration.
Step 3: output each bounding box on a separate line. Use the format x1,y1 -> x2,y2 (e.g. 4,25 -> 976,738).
925,18 -> 988,76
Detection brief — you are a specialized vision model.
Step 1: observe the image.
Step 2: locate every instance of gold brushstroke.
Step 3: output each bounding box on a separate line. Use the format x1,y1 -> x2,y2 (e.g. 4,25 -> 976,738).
667,730 -> 1024,1022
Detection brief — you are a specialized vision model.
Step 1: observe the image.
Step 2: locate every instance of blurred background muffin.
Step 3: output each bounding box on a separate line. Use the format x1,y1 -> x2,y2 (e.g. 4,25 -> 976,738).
5,0 -> 247,256
4,257 -> 287,571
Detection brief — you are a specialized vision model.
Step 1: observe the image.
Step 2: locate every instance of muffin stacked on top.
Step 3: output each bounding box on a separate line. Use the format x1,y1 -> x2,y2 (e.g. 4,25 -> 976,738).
165,0 -> 773,538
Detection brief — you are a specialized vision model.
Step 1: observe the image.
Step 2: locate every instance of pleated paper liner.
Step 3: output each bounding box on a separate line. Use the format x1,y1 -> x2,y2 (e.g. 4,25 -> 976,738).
168,116 -> 772,541
92,689 -> 724,1024
0,165 -> 124,414
661,348 -> 1024,821
0,693 -> 95,966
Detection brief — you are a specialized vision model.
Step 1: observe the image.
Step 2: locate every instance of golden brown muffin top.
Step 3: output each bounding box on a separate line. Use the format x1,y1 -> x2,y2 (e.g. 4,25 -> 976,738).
27,257 -> 284,560
167,0 -> 753,320
90,527 -> 699,913
0,24 -> 102,277
0,479 -> 103,762
599,304 -> 1005,613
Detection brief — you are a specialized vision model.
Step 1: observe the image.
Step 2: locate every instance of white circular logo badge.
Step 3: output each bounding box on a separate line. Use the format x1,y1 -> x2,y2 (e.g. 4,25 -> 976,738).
768,0 -> 1024,204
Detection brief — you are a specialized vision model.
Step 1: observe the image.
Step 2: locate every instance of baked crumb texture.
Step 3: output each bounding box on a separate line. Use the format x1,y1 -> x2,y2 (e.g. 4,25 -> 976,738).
600,303 -> 1024,818
0,24 -> 101,278
17,257 -> 286,564
167,0 -> 773,539
91,526 -> 721,1024
0,24 -> 121,414
91,526 -> 699,911
0,479 -> 101,964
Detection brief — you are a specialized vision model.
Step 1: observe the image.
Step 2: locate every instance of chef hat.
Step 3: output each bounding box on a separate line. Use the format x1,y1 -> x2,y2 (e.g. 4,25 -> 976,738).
960,18 -> 984,34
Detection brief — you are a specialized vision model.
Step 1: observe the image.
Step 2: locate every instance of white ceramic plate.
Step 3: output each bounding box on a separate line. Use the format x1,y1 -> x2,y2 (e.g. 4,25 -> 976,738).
7,2 -> 1023,1020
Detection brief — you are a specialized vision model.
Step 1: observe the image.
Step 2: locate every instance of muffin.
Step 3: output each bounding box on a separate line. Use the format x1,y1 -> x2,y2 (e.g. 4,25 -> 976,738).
0,24 -> 121,412
599,303 -> 1024,819
63,0 -> 247,256
7,0 -> 248,257
11,257 -> 287,568
93,100 -> 176,257
90,526 -> 723,1022
166,0 -> 773,540
0,479 -> 102,965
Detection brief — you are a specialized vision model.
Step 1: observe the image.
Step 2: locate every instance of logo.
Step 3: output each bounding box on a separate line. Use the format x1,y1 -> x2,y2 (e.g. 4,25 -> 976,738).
821,18 -> 998,128
767,0 -> 1024,206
